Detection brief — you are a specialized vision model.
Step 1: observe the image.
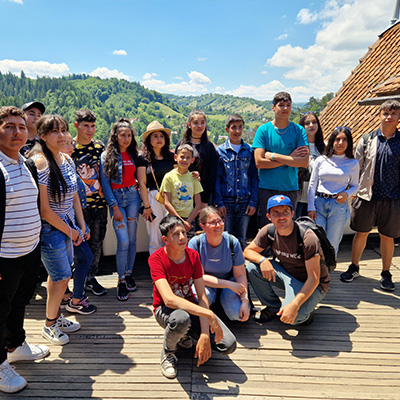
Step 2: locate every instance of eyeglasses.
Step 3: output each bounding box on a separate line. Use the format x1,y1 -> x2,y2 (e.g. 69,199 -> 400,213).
334,126 -> 351,134
205,219 -> 224,227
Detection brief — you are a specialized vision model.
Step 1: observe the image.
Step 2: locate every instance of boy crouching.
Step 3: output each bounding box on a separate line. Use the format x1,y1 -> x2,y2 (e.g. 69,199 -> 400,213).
149,216 -> 236,379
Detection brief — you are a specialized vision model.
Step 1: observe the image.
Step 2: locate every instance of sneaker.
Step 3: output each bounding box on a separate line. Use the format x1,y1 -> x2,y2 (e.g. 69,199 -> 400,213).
7,341 -> 50,363
60,292 -> 73,310
85,277 -> 107,296
42,323 -> 69,345
0,360 -> 27,393
177,334 -> 193,349
340,263 -> 360,282
125,274 -> 137,292
380,270 -> 395,291
117,281 -> 129,301
161,353 -> 178,379
57,314 -> 81,333
66,297 -> 97,315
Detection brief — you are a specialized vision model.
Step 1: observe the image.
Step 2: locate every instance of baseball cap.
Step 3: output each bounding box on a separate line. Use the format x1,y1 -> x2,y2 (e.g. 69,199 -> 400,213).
21,101 -> 46,114
267,195 -> 293,212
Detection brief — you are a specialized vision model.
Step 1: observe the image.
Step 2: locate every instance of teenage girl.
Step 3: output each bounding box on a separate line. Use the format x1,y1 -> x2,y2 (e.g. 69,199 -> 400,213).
296,112 -> 326,218
100,119 -> 141,301
137,121 -> 174,255
176,110 -> 219,207
308,127 -> 359,254
31,115 -> 83,345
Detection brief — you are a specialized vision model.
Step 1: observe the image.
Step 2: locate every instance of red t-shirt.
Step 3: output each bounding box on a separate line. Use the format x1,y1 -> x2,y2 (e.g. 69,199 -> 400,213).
149,247 -> 204,312
111,151 -> 137,189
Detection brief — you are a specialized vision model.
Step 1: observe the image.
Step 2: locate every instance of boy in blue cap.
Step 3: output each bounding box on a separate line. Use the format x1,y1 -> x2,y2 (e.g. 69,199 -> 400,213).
244,195 -> 330,325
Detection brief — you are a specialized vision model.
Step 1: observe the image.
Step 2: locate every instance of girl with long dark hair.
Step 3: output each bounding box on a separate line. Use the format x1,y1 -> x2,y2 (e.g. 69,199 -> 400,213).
296,112 -> 326,217
308,127 -> 359,254
100,118 -> 141,301
31,115 -> 83,345
176,110 -> 218,207
137,121 -> 175,255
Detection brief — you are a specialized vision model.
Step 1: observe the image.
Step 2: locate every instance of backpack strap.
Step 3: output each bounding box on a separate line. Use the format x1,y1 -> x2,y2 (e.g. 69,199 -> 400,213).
0,164 -> 5,246
229,234 -> 234,261
24,158 -> 40,212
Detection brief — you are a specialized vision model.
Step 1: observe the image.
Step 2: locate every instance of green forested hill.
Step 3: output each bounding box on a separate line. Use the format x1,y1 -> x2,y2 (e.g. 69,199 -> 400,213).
0,72 -> 331,146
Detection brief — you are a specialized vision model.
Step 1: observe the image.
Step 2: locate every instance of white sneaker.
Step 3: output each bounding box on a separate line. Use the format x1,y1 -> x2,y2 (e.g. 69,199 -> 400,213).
7,341 -> 50,363
42,323 -> 69,345
160,353 -> 178,379
0,360 -> 27,393
57,314 -> 81,333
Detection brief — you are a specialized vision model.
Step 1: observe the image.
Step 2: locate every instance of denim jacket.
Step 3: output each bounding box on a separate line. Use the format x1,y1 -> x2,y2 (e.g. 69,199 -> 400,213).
215,140 -> 258,208
100,151 -> 137,208
76,175 -> 87,209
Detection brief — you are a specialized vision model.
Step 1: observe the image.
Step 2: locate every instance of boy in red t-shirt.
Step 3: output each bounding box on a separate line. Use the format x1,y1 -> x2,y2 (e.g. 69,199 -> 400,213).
149,216 -> 236,379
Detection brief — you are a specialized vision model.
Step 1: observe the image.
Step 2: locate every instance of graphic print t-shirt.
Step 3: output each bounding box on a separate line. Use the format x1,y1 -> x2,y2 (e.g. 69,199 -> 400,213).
72,139 -> 106,209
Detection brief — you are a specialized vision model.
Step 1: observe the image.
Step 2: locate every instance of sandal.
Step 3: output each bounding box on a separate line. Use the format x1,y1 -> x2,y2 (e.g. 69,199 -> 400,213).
254,307 -> 277,323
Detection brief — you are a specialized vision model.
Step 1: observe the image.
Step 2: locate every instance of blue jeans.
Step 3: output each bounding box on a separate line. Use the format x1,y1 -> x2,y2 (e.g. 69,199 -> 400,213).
315,196 -> 350,255
246,260 -> 326,325
224,200 -> 251,249
41,222 -> 73,283
192,278 -> 250,321
72,241 -> 93,299
110,186 -> 140,279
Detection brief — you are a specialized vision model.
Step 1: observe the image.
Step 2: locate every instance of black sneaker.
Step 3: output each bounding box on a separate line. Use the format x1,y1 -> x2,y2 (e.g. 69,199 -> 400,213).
85,277 -> 107,296
117,281 -> 129,301
125,274 -> 137,292
380,270 -> 395,291
340,264 -> 360,282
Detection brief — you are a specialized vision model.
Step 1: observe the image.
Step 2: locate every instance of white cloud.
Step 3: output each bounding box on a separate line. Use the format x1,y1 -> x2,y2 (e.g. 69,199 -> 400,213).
225,80 -> 286,100
173,76 -> 184,80
197,57 -> 208,62
142,70 -> 212,95
0,59 -> 70,78
261,71 -> 268,75
6,0 -> 23,4
263,0 -> 393,100
215,86 -> 225,93
188,71 -> 211,85
276,33 -> 288,40
89,67 -> 129,80
297,8 -> 318,24
112,49 -> 127,56
142,72 -> 158,80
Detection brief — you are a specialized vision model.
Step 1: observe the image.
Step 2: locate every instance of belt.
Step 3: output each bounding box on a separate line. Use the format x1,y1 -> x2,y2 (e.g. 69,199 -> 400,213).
316,192 -> 336,199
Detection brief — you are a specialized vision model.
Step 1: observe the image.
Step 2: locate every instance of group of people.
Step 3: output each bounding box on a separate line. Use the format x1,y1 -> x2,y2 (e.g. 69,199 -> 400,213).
0,90 -> 399,391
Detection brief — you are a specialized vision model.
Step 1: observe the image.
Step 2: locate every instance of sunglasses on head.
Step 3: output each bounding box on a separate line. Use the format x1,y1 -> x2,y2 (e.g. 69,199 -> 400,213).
334,126 -> 351,134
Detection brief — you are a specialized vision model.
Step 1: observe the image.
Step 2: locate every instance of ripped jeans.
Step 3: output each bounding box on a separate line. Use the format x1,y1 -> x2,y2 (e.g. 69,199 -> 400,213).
110,186 -> 140,280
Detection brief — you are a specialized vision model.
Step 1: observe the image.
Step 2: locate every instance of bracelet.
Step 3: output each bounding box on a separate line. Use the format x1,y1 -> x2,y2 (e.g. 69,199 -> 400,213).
258,256 -> 267,265
270,153 -> 275,161
144,206 -> 151,209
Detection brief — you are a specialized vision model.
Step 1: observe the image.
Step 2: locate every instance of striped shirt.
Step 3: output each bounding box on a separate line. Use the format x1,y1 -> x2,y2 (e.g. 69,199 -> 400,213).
35,153 -> 78,224
0,150 -> 41,258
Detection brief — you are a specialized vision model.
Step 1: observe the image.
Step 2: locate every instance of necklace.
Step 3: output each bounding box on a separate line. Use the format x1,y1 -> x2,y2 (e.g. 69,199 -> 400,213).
273,122 -> 290,135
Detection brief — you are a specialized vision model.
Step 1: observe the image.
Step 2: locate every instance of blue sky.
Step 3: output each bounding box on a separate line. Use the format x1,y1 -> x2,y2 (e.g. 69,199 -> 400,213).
0,0 -> 397,101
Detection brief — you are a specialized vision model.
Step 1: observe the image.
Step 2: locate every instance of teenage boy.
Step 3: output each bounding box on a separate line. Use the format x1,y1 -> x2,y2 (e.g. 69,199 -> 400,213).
244,195 -> 329,325
160,144 -> 203,238
215,113 -> 258,249
0,106 -> 49,393
252,92 -> 309,228
149,215 -> 236,379
72,109 -> 107,296
20,101 -> 45,155
340,100 -> 400,291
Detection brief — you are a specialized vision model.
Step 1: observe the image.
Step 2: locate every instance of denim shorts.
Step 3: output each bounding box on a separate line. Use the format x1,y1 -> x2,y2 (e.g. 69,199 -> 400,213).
40,222 -> 73,283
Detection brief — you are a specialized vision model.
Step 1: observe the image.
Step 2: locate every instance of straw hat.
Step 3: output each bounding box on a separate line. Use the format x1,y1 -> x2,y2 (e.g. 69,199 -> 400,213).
142,121 -> 171,140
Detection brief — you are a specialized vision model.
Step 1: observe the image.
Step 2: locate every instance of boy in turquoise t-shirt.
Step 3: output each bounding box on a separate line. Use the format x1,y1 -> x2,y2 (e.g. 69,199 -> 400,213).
160,144 -> 203,236
252,91 -> 309,228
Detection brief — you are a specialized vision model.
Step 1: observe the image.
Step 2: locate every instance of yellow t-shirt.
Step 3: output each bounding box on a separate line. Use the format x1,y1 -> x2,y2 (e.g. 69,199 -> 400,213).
160,169 -> 203,218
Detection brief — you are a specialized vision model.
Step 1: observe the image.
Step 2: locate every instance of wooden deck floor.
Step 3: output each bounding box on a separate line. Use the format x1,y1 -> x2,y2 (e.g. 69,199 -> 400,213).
2,235 -> 399,400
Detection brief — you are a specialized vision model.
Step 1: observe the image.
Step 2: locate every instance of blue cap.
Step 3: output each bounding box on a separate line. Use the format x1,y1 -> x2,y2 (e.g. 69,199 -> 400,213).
267,195 -> 293,212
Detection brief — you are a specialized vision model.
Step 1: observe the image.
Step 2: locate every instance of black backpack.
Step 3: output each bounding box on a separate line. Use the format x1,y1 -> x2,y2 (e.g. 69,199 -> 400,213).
267,216 -> 336,272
